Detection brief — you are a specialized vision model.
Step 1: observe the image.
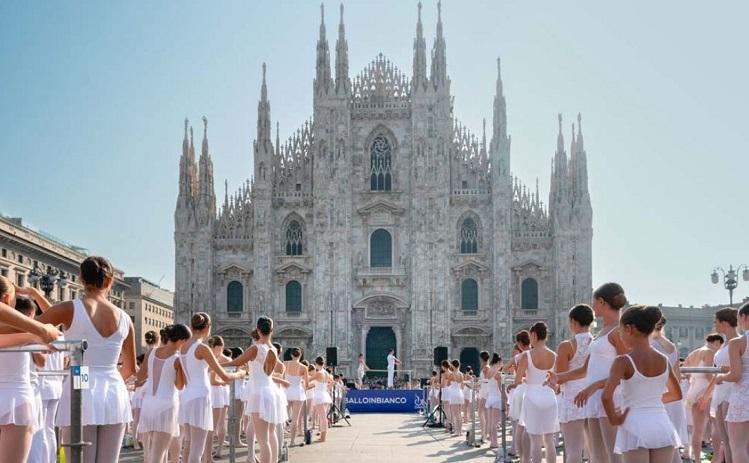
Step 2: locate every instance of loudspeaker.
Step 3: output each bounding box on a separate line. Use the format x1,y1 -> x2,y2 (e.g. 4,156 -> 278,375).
433,346 -> 448,366
326,346 -> 338,367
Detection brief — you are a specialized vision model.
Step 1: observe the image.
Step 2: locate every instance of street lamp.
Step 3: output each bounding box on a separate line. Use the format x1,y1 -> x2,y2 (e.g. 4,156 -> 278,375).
711,265 -> 749,305
28,263 -> 68,298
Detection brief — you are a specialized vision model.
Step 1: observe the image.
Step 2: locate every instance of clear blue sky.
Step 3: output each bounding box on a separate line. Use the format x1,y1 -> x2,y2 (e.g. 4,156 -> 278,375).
1,1 -> 747,307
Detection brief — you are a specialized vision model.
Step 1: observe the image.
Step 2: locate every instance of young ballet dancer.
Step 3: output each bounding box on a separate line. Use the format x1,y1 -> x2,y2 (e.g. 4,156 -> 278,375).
555,304 -> 594,463
284,348 -> 308,446
356,353 -> 369,389
132,329 -> 159,448
650,317 -> 688,463
177,313 -> 243,463
447,359 -> 465,436
507,330 -> 531,460
36,256 -> 137,463
478,351 -> 490,442
206,335 -> 231,461
515,322 -> 558,463
716,302 -> 749,462
311,356 -> 333,442
0,278 -> 44,463
137,324 -> 190,463
683,332 -> 723,461
550,282 -> 628,463
484,353 -> 503,449
602,305 -> 682,463
700,307 -> 740,463
225,317 -> 288,463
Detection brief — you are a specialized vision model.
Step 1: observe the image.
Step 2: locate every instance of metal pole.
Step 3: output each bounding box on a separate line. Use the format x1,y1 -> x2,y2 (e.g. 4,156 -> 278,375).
467,377 -> 478,446
67,341 -> 89,463
495,377 -> 510,463
228,378 -> 237,463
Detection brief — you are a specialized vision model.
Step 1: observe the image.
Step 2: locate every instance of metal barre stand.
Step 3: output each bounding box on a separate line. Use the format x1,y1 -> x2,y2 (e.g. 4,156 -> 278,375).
0,339 -> 89,463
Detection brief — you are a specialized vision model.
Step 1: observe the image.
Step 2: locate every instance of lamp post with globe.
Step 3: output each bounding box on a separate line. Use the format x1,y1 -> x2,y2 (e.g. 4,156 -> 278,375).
28,263 -> 68,300
711,265 -> 749,306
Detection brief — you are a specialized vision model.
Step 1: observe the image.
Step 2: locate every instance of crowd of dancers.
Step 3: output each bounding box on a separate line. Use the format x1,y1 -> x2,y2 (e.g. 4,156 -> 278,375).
0,257 -> 749,463
426,282 -> 749,463
0,255 -> 347,463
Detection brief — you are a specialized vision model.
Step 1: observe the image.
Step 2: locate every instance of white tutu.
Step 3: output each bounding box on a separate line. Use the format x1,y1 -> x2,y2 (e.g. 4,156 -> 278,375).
448,383 -> 464,405
285,376 -> 306,402
131,386 -> 145,409
559,378 -> 588,423
179,396 -> 213,431
665,400 -> 688,445
586,387 -> 622,419
245,383 -> 288,424
0,385 -> 37,428
211,385 -> 230,408
57,368 -> 132,427
509,383 -> 526,420
520,384 -> 559,435
312,384 -> 333,406
138,395 -> 180,436
615,408 -> 681,454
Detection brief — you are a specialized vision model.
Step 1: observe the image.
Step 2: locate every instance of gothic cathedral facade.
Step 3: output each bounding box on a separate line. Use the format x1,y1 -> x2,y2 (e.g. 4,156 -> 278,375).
174,4 -> 593,378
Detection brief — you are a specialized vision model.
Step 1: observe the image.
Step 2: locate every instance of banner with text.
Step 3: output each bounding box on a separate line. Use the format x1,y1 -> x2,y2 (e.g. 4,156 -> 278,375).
345,389 -> 427,413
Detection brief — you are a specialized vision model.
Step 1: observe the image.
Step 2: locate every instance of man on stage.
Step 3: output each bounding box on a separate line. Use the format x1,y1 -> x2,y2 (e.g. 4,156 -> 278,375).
386,349 -> 400,389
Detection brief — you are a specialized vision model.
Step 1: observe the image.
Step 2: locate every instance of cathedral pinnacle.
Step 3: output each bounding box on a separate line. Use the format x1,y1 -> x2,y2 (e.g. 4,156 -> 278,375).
257,64 -> 272,143
335,2 -> 350,95
182,117 -> 189,157
557,113 -> 564,154
576,112 -> 584,149
430,0 -> 447,89
412,1 -> 427,91
201,115 -> 209,156
315,3 -> 332,96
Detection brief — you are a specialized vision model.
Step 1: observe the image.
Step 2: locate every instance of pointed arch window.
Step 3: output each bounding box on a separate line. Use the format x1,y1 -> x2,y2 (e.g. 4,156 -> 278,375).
227,281 -> 243,313
286,281 -> 302,313
521,278 -> 539,310
370,229 -> 392,268
285,220 -> 303,256
370,135 -> 392,191
461,279 -> 478,314
459,218 -> 478,254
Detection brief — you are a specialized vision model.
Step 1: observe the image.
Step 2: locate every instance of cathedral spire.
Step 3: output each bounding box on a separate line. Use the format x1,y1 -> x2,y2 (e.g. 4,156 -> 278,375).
412,1 -> 428,91
189,125 -> 198,196
576,112 -> 584,150
492,58 -> 507,141
315,3 -> 332,97
198,116 -> 215,207
178,118 -> 196,200
275,121 -> 280,157
430,0 -> 447,89
257,63 -> 271,144
182,117 -> 189,158
335,3 -> 350,95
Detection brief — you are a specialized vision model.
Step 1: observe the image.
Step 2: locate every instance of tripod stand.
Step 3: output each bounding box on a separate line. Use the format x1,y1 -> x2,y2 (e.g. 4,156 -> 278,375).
327,367 -> 351,427
422,372 -> 446,428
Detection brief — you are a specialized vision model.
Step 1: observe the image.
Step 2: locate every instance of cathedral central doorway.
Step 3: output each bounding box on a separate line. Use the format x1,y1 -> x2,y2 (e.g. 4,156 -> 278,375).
365,327 -> 396,379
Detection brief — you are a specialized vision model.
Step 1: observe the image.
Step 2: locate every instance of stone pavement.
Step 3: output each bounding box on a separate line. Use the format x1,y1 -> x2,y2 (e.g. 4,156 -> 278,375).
119,413 -> 527,462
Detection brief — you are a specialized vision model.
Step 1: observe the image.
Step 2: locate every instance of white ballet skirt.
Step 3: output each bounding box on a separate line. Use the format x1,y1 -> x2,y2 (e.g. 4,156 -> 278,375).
485,377 -> 503,409
305,384 -> 314,401
285,375 -> 306,401
138,352 -> 180,437
711,342 -> 733,418
234,377 -> 247,403
211,384 -> 230,408
519,351 -> 559,435
651,339 -> 688,444
685,360 -> 710,407
178,342 -> 213,431
559,332 -> 593,423
440,382 -> 453,403
509,383 -> 526,420
447,382 -> 464,405
131,385 -> 145,409
0,350 -> 37,429
726,333 -> 749,423
37,335 -> 65,401
585,328 -> 620,419
57,299 -> 132,427
478,370 -> 490,401
244,344 -> 287,424
614,354 -> 681,454
312,373 -> 333,406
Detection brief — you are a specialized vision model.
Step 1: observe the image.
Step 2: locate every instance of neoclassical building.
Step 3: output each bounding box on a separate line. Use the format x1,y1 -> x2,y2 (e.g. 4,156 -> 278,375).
174,3 -> 592,378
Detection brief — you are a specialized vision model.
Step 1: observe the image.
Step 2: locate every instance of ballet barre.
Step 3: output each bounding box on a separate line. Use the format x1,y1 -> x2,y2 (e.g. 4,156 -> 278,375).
0,339 -> 89,463
681,366 -> 723,374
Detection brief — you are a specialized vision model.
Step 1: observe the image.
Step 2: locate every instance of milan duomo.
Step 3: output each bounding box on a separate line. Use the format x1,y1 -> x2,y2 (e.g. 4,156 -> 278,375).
174,3 -> 592,378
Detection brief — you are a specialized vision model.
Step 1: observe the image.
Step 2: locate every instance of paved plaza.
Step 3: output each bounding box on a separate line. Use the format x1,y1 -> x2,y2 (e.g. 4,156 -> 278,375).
120,413 -> 558,462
